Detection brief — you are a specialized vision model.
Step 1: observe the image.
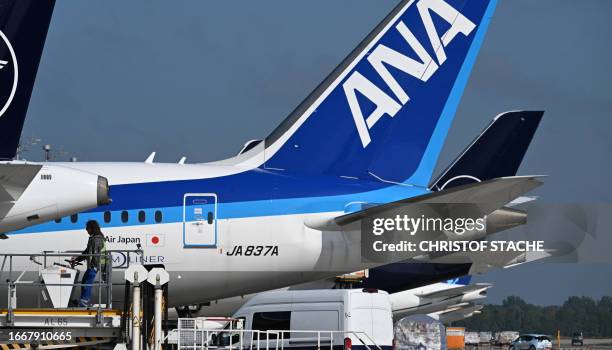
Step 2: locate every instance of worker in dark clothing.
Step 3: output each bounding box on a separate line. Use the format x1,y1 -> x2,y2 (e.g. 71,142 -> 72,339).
71,220 -> 107,307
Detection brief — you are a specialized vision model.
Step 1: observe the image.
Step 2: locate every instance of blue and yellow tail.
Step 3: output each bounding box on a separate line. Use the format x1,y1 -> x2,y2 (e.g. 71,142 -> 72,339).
262,0 -> 498,186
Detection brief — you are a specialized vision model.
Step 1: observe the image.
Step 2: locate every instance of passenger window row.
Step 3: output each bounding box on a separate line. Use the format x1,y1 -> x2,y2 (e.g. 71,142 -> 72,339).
55,210 -> 164,224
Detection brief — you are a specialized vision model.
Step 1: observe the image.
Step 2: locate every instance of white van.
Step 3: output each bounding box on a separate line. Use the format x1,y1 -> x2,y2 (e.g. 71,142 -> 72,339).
219,289 -> 393,350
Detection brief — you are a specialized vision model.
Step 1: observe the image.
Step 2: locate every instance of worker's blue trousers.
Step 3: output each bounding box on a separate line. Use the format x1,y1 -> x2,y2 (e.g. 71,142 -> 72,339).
79,268 -> 97,307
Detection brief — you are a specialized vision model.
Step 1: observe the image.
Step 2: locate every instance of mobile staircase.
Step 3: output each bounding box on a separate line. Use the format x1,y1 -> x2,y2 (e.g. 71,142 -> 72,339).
0,250 -> 166,349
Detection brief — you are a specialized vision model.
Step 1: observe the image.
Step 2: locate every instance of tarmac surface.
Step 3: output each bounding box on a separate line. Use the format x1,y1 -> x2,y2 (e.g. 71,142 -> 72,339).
466,338 -> 612,350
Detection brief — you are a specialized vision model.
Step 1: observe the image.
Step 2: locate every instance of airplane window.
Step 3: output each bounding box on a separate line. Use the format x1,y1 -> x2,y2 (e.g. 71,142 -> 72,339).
207,211 -> 214,224
55,218 -> 62,223
138,211 -> 146,223
121,211 -> 129,223
155,210 -> 163,223
104,211 -> 111,223
70,214 -> 78,223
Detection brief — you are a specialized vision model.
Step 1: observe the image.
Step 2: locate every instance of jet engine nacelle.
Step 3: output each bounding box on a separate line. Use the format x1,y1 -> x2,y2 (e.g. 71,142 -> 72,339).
0,163 -> 110,234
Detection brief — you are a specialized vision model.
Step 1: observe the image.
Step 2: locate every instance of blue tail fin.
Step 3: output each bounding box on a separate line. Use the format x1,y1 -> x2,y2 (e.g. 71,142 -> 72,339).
262,0 -> 498,186
0,0 -> 55,160
447,275 -> 471,285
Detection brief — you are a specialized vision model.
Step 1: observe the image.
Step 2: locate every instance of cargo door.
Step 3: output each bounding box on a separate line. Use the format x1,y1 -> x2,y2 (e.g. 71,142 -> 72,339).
348,292 -> 374,345
348,292 -> 392,347
183,193 -> 217,247
371,294 -> 393,345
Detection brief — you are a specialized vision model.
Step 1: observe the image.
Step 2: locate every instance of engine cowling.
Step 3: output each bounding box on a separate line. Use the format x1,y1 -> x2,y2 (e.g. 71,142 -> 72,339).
0,163 -> 110,234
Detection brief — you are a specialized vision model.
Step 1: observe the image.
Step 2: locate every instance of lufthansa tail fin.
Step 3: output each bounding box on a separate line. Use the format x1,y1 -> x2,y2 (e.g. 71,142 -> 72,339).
255,0 -> 497,186
430,110 -> 544,191
0,0 -> 55,160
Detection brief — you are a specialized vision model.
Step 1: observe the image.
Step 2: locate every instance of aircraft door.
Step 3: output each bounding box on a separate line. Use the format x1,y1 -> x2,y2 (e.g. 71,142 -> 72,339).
183,193 -> 217,247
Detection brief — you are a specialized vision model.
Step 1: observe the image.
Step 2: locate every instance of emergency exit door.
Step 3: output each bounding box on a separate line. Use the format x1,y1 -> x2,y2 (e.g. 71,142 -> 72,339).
183,193 -> 217,247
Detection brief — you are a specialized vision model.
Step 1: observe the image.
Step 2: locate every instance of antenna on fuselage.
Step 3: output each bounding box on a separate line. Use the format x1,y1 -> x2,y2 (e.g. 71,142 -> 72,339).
145,152 -> 156,164
178,156 -> 186,165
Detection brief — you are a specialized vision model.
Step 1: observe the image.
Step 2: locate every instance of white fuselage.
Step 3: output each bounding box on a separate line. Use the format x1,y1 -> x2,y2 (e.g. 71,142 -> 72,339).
1,161 -> 425,307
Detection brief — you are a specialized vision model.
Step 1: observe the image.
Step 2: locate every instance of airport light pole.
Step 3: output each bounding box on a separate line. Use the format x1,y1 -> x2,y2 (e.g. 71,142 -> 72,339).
43,144 -> 51,161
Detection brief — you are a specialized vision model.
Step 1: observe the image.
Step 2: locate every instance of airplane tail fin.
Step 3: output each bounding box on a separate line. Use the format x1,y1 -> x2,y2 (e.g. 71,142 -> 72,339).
254,0 -> 497,186
430,110 -> 544,191
447,275 -> 471,286
0,0 -> 55,160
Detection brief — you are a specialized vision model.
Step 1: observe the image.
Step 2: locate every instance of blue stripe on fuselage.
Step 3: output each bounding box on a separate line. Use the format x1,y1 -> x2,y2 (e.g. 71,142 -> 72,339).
101,168 -> 416,211
10,169 -> 428,235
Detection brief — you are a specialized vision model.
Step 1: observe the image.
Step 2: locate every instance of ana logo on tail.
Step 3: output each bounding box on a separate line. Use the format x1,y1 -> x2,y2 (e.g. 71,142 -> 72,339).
0,30 -> 18,120
343,0 -> 476,148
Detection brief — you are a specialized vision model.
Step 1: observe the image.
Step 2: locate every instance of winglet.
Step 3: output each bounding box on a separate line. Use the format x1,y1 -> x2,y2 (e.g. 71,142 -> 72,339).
145,152 -> 156,164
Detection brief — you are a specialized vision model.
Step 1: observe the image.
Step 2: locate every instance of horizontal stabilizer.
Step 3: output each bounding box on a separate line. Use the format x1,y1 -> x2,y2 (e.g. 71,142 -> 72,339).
419,283 -> 491,300
507,196 -> 538,206
0,163 -> 42,202
415,249 -> 552,275
432,303 -> 483,323
335,176 -> 544,226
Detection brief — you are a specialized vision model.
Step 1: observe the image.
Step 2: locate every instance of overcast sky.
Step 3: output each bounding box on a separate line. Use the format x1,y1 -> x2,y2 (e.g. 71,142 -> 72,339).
22,0 -> 612,305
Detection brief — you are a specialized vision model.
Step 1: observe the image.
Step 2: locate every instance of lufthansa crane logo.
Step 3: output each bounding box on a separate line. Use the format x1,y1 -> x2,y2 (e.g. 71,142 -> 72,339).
0,30 -> 18,119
